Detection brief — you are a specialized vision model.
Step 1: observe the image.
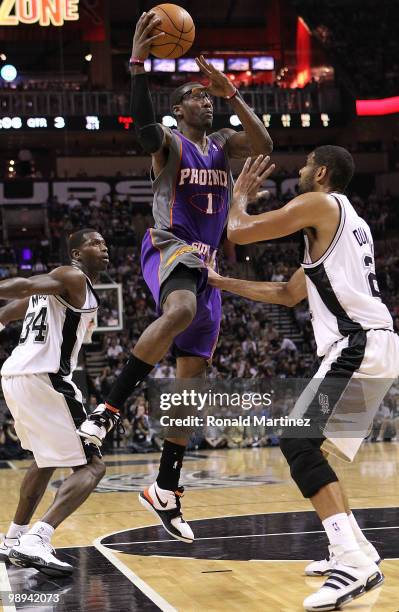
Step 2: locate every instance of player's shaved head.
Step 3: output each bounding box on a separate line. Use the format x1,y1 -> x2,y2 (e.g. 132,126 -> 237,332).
68,228 -> 97,255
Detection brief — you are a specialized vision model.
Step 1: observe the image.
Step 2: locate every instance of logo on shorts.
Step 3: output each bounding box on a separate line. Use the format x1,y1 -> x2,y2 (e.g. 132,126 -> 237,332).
166,245 -> 199,267
319,393 -> 330,414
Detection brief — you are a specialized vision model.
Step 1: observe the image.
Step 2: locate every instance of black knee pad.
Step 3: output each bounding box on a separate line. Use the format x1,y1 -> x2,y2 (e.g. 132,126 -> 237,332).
280,437 -> 338,498
160,264 -> 200,307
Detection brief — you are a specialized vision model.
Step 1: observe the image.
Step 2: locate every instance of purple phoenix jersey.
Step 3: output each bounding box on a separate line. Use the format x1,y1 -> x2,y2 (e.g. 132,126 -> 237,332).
141,128 -> 234,360
166,130 -> 232,250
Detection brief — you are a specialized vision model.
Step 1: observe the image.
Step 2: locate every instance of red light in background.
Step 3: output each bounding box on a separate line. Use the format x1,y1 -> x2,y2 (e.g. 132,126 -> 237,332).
295,16 -> 311,88
356,96 -> 399,116
118,116 -> 133,130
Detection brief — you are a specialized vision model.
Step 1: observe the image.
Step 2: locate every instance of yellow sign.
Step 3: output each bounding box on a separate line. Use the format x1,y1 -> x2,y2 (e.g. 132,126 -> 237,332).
0,0 -> 79,26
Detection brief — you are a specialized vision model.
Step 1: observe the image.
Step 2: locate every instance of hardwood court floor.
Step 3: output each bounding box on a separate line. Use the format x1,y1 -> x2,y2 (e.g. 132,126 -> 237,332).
1,443 -> 398,612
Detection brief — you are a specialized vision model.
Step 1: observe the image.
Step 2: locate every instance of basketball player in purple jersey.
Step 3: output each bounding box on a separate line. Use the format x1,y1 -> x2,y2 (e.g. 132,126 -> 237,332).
78,11 -> 272,542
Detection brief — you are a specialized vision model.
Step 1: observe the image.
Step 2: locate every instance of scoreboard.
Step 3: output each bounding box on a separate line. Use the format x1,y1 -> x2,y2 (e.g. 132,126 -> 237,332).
0,113 -> 342,131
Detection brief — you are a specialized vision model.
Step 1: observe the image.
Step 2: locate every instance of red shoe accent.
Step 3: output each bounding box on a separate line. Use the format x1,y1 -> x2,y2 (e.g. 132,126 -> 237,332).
143,488 -> 154,505
105,403 -> 120,414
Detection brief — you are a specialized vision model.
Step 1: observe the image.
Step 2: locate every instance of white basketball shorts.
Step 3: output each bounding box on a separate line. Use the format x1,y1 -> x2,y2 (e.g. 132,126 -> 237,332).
1,372 -> 98,468
290,329 -> 399,462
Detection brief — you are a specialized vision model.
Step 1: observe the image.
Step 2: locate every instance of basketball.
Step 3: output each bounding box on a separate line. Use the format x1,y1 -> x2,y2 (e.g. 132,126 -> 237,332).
149,3 -> 195,59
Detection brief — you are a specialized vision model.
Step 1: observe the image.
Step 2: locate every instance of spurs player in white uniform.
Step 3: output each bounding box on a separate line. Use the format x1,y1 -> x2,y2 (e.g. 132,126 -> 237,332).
0,229 -> 110,576
207,147 -> 399,611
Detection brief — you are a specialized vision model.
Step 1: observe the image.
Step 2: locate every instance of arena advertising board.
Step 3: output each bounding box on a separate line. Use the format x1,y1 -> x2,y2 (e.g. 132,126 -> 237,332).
0,0 -> 79,26
0,177 -> 298,205
0,0 -> 105,40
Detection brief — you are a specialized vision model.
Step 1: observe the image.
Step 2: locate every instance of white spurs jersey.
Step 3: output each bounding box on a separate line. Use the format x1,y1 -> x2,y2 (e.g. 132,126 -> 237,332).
302,192 -> 393,357
1,270 -> 99,378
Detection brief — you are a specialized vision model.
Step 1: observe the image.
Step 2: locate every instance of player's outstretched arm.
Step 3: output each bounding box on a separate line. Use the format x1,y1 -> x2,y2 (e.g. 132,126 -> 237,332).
130,12 -> 171,171
0,267 -> 86,306
207,266 -> 307,307
0,298 -> 29,327
228,155 -> 324,244
196,55 -> 273,158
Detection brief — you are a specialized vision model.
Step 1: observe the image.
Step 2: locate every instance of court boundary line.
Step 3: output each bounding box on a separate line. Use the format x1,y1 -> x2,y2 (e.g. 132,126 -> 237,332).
98,507 -> 399,562
0,563 -> 17,612
103,523 -> 399,547
98,505 -> 399,539
93,535 -> 176,612
104,528 -> 326,546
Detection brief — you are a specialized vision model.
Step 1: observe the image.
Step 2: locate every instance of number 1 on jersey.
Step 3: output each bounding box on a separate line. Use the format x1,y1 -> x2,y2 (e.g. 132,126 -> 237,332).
206,193 -> 213,214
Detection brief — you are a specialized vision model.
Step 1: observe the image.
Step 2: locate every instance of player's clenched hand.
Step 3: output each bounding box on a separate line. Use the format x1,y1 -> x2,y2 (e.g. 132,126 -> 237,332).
233,156 -> 275,203
132,11 -> 165,60
195,55 -> 236,98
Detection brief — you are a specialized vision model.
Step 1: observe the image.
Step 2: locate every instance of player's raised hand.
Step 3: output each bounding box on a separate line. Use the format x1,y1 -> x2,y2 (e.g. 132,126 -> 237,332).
233,155 -> 275,202
195,55 -> 236,98
132,11 -> 165,60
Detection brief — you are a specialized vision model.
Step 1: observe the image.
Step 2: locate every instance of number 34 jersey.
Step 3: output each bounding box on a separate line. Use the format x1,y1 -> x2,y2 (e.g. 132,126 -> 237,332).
1,274 -> 99,378
302,192 -> 393,357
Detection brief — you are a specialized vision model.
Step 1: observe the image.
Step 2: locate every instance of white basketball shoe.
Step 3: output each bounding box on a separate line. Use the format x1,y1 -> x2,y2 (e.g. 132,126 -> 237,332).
77,403 -> 120,447
9,534 -> 73,577
139,482 -> 194,543
0,536 -> 20,564
305,541 -> 381,576
303,547 -> 384,611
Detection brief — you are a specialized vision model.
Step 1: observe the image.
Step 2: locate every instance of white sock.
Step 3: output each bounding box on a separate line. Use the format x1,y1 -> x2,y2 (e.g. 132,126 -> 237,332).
322,512 -> 360,552
348,512 -> 370,545
25,521 -> 54,543
6,522 -> 29,540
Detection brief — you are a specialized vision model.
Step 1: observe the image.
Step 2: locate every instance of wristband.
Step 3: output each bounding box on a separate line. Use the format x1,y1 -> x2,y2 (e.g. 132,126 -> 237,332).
0,322 -> 5,332
224,88 -> 238,100
129,56 -> 145,66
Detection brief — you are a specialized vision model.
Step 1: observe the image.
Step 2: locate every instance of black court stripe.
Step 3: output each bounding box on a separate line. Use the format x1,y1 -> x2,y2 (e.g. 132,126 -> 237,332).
7,545 -> 161,611
58,309 -> 81,376
304,262 -> 363,336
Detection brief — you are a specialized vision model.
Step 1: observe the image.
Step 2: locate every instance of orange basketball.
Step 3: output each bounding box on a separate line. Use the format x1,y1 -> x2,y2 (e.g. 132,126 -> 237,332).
149,3 -> 195,59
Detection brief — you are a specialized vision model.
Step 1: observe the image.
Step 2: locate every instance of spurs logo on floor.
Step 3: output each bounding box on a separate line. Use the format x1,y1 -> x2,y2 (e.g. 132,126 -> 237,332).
51,470 -> 282,493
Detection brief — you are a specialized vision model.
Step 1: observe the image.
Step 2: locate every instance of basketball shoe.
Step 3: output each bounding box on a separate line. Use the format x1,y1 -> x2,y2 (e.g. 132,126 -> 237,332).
303,546 -> 383,611
9,534 -> 73,577
77,404 -> 120,447
305,541 -> 381,576
139,482 -> 194,543
0,536 -> 20,564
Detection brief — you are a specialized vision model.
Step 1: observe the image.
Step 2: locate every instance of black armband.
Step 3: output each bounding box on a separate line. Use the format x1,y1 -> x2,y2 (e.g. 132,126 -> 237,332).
131,73 -> 163,154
